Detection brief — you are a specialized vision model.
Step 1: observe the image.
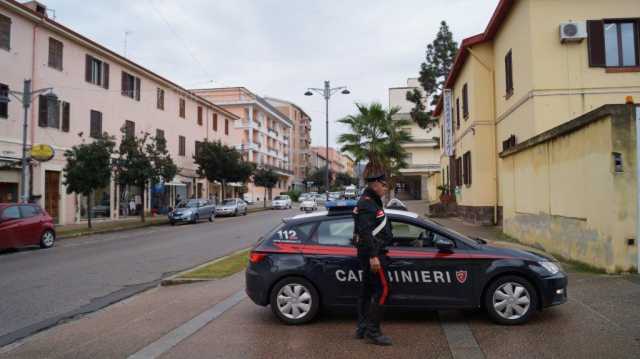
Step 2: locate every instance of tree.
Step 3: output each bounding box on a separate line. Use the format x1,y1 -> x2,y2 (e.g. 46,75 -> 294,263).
253,167 -> 279,208
338,103 -> 412,199
334,172 -> 355,187
407,21 -> 458,129
304,167 -> 333,192
113,128 -> 177,223
194,140 -> 254,201
63,134 -> 115,228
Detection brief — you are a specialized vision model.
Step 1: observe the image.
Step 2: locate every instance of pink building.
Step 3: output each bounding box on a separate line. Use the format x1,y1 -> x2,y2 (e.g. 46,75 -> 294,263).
192,87 -> 294,202
0,0 -> 240,224
264,97 -> 312,191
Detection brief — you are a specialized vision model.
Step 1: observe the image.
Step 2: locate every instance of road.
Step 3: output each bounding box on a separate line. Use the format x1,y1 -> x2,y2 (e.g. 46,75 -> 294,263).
0,207 -> 297,346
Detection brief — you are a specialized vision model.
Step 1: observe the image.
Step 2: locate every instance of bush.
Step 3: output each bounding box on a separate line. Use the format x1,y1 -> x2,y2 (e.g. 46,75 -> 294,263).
283,189 -> 302,202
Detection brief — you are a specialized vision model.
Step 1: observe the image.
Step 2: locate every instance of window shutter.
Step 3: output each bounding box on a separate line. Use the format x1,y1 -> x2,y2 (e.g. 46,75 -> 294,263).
61,102 -> 70,132
121,72 -> 127,96
85,54 -> 92,82
38,95 -> 48,127
135,77 -> 141,101
103,62 -> 109,89
587,20 -> 605,67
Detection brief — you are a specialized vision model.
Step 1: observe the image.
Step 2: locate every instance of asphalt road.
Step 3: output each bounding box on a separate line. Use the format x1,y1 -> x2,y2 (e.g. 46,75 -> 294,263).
0,207 -> 297,346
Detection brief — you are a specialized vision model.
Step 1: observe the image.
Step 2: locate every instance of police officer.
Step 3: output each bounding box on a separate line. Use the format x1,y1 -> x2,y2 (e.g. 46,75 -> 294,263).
353,173 -> 393,346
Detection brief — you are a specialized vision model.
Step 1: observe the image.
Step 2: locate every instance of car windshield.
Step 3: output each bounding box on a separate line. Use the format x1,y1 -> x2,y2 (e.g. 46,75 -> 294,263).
273,196 -> 286,200
222,199 -> 236,205
178,200 -> 199,208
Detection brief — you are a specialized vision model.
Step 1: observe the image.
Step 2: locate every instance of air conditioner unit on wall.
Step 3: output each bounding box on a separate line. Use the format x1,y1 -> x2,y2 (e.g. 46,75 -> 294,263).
559,21 -> 587,43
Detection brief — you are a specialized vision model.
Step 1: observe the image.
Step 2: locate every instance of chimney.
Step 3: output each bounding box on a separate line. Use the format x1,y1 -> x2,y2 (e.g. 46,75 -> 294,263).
23,1 -> 48,17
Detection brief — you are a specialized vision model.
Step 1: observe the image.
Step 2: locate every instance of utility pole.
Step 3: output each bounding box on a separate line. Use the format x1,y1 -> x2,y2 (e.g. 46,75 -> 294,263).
0,80 -> 55,203
305,81 -> 350,201
634,102 -> 640,274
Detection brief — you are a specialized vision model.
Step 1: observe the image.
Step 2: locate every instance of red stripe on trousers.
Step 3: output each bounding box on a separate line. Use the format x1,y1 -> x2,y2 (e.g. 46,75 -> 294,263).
378,265 -> 389,305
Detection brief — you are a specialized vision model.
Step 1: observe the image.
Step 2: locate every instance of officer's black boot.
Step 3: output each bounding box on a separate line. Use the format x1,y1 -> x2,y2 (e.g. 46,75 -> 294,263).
364,302 -> 392,346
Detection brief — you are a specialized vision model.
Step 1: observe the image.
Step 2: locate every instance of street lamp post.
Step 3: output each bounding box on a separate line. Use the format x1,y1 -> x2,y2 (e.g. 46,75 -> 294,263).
0,79 -> 55,203
305,81 -> 350,201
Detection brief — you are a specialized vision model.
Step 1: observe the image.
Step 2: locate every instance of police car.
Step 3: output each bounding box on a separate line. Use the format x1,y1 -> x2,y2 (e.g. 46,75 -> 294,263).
245,200 -> 567,325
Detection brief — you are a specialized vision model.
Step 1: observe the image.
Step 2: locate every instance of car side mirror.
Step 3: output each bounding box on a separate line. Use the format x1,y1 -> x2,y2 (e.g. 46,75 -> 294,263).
434,237 -> 454,252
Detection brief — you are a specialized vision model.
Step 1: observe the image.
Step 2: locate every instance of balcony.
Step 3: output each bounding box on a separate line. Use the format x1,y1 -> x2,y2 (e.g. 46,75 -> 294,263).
264,164 -> 293,176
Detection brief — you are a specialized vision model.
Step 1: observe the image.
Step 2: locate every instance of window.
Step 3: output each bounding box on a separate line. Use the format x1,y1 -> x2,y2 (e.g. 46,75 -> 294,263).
197,106 -> 203,126
212,113 -> 218,131
178,135 -> 186,156
90,110 -> 102,138
179,98 -> 186,118
48,37 -> 63,70
85,55 -> 109,89
0,14 -> 10,50
225,118 -> 229,135
455,97 -> 460,129
462,83 -> 469,119
0,83 -> 8,118
588,20 -> 639,68
157,88 -> 164,110
505,50 -> 513,96
195,140 -> 204,160
61,101 -> 70,132
1,205 -> 20,220
156,129 -> 165,141
121,71 -> 141,100
38,94 -> 60,129
124,120 -> 135,138
313,218 -> 353,246
390,221 -> 435,247
463,151 -> 472,186
19,205 -> 40,218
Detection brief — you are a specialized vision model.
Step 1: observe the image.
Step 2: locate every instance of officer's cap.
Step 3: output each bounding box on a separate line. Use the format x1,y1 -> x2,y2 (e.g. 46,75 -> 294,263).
365,173 -> 386,183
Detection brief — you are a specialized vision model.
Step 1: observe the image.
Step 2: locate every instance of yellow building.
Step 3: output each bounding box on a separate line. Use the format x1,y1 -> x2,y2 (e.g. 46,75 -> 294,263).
434,0 -> 640,272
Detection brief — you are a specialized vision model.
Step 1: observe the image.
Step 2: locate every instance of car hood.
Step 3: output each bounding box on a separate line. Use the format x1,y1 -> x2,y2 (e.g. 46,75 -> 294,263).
479,241 -> 556,261
172,208 -> 193,214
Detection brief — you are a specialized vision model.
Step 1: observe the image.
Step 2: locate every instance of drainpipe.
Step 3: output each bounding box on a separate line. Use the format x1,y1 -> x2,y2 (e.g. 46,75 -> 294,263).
632,100 -> 640,274
467,48 -> 499,225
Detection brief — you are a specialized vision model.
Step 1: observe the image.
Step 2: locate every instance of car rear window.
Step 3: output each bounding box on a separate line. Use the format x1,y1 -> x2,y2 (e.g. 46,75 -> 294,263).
19,205 -> 40,218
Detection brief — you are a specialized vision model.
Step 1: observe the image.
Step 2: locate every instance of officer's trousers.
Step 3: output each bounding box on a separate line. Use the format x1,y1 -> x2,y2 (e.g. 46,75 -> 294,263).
356,253 -> 389,335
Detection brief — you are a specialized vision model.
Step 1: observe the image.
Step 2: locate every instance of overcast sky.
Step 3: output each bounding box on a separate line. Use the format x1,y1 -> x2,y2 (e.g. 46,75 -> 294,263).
44,0 -> 499,148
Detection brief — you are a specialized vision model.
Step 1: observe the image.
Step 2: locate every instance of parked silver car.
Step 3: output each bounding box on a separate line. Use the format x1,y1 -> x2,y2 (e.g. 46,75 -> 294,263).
215,198 -> 248,217
169,199 -> 215,225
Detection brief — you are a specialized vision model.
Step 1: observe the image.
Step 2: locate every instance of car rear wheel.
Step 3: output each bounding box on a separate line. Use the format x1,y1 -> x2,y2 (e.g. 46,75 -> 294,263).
270,277 -> 319,325
484,275 -> 538,325
40,230 -> 55,249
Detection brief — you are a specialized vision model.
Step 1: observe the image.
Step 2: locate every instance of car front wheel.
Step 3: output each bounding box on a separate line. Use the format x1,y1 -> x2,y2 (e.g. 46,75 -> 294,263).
40,230 -> 55,249
270,277 -> 319,325
484,275 -> 538,325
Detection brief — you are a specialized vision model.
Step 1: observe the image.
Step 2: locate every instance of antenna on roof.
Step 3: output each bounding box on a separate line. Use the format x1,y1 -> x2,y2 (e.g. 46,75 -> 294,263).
124,30 -> 133,57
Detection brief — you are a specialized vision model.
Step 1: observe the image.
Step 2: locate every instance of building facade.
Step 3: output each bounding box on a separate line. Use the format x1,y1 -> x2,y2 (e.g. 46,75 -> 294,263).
0,0 -> 240,224
310,147 -> 350,175
389,78 -> 441,202
434,0 -> 640,272
192,88 -> 294,202
265,97 -> 312,191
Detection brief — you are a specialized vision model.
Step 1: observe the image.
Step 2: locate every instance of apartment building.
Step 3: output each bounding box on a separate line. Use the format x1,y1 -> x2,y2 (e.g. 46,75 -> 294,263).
264,97 -> 312,191
192,87 -> 294,202
0,0 -> 239,224
389,78 -> 441,202
434,0 -> 639,272
310,147 -> 350,175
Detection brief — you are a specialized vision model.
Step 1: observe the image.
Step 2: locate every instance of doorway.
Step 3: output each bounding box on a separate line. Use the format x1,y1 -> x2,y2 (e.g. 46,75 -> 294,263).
45,170 -> 60,223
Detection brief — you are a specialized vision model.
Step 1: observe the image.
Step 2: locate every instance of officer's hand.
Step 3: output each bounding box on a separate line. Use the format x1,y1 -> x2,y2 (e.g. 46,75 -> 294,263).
370,257 -> 381,273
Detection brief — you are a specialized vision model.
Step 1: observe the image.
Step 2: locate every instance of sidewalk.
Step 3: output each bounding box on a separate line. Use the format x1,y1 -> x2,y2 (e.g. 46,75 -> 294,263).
56,216 -> 169,239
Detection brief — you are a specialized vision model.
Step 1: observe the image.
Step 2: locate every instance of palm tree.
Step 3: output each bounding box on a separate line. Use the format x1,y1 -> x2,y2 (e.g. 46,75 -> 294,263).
337,102 -> 412,186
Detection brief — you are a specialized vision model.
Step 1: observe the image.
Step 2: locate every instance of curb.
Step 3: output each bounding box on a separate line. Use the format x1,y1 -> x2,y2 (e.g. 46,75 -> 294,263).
57,219 -> 169,240
160,247 -> 251,286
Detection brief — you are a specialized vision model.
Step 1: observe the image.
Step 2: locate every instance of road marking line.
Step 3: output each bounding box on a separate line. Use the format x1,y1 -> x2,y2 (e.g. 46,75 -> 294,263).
438,311 -> 485,359
128,290 -> 246,359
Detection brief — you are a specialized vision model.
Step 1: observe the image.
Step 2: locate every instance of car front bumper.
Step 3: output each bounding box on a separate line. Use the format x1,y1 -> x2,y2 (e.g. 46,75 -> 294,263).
538,272 -> 568,308
168,213 -> 194,222
216,208 -> 236,215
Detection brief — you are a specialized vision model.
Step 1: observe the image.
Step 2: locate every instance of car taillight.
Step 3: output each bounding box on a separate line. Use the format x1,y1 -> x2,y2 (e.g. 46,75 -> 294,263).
249,251 -> 267,263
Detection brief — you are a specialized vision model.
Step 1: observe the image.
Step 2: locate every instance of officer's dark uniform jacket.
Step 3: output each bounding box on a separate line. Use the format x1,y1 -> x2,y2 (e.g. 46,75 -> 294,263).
354,187 -> 393,257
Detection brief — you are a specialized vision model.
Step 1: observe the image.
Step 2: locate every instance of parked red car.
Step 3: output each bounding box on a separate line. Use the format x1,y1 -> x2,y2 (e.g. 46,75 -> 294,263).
0,203 -> 56,250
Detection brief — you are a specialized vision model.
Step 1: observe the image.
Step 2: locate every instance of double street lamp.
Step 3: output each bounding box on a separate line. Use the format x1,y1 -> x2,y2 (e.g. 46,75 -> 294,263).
0,79 -> 56,203
304,81 -> 350,200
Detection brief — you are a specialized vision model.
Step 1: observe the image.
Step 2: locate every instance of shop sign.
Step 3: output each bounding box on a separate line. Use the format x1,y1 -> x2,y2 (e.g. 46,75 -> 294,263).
30,144 -> 55,162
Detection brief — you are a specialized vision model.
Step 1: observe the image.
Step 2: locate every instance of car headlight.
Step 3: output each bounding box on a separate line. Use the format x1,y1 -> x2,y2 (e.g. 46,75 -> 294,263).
539,261 -> 560,275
